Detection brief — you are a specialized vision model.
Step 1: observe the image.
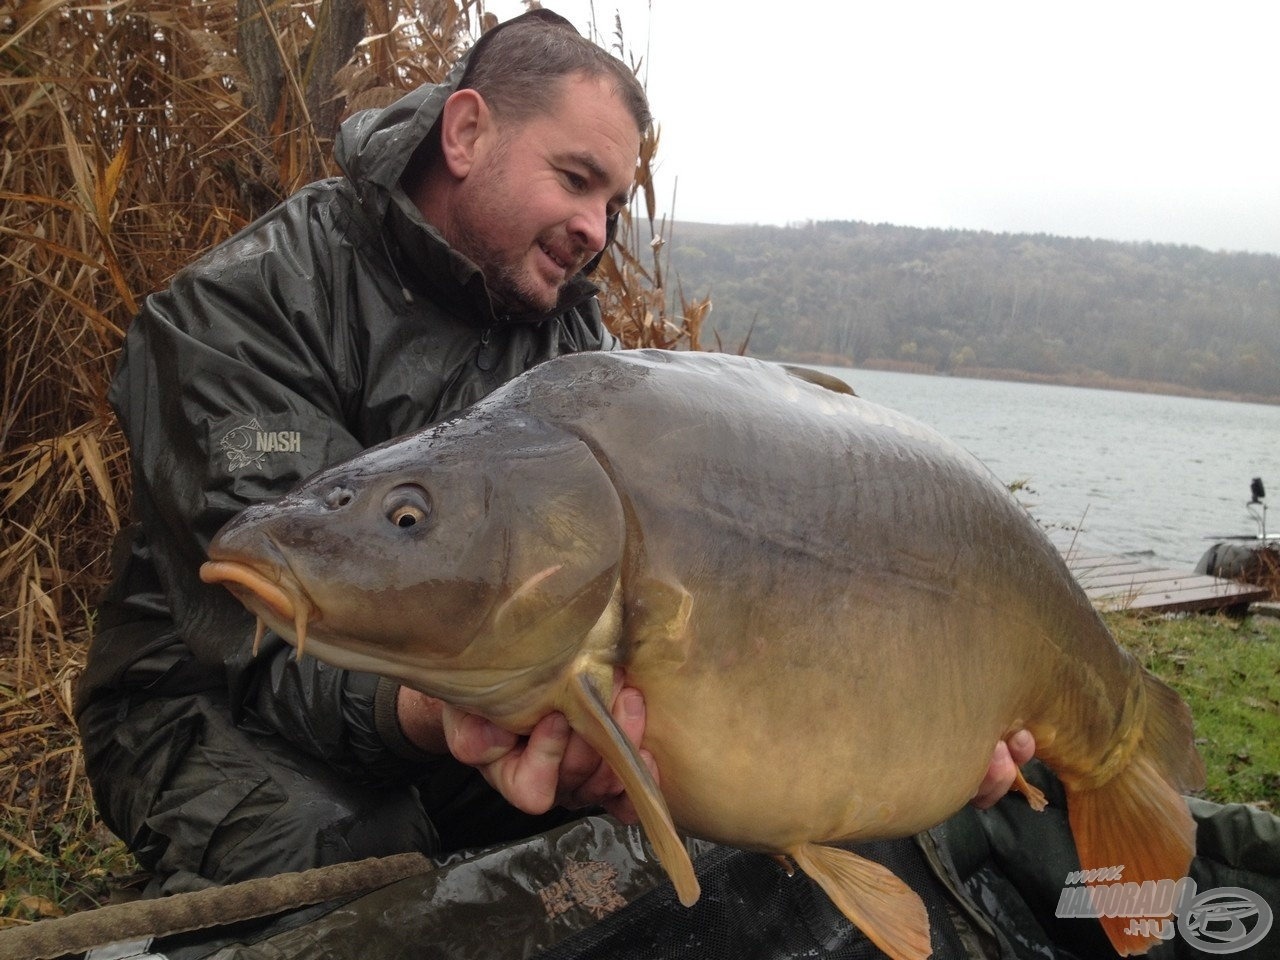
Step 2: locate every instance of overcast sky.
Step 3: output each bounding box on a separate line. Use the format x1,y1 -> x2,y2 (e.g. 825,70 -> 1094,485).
488,1 -> 1280,255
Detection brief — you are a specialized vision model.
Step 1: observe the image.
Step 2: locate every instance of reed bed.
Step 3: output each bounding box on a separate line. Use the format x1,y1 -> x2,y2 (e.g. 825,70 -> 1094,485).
1,0 -> 706,922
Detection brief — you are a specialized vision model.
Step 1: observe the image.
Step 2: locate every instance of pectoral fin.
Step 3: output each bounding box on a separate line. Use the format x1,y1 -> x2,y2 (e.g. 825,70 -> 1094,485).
791,842 -> 932,960
565,671 -> 700,907
628,578 -> 694,667
1011,767 -> 1049,811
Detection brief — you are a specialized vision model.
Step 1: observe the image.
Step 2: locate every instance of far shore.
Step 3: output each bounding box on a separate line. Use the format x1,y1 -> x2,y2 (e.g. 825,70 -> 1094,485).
778,354 -> 1280,407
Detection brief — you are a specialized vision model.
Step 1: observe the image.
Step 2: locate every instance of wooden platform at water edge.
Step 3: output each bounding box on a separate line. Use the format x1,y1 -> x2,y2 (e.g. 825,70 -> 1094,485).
1056,542 -> 1271,615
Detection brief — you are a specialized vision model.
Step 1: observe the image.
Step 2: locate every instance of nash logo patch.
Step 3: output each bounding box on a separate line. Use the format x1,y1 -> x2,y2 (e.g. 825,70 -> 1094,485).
218,418 -> 303,472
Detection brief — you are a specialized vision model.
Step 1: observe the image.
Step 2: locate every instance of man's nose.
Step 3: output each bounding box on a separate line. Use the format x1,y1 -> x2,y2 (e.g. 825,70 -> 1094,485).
567,201 -> 608,254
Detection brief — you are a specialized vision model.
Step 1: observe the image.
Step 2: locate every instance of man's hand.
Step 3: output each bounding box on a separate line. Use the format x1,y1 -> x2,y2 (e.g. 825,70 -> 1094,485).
972,729 -> 1037,809
398,675 -> 655,824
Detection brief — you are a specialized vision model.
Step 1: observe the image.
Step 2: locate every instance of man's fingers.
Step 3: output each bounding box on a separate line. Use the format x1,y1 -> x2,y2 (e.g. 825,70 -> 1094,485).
488,712 -> 571,815
441,704 -> 517,766
1006,728 -> 1036,766
441,706 -> 574,814
442,683 -> 656,819
971,731 -> 1038,810
559,719 -> 610,787
614,687 -> 645,744
972,740 -> 1016,810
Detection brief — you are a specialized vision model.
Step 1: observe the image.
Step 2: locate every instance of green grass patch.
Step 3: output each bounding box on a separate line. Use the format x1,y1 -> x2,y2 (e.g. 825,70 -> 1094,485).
1106,610 -> 1280,809
0,808 -> 143,928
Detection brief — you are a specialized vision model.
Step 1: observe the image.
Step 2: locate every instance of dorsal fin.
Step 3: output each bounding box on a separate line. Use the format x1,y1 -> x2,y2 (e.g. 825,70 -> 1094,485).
781,364 -> 858,396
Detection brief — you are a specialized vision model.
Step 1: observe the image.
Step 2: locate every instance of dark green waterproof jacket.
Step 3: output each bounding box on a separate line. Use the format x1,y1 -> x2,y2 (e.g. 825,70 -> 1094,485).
76,12 -> 618,784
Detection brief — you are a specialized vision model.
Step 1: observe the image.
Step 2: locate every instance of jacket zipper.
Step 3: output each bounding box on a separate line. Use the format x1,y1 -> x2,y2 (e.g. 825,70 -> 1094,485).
476,326 -> 497,371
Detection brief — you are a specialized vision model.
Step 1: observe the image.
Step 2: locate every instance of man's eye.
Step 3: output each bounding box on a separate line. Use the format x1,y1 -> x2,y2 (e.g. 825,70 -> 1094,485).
562,171 -> 588,191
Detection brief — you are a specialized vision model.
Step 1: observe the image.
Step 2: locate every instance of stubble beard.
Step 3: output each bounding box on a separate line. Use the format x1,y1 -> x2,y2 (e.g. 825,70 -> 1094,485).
446,154 -> 569,317
480,237 -> 567,316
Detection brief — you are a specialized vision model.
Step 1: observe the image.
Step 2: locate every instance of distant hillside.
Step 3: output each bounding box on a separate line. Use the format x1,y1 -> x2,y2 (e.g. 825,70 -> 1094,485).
663,220 -> 1280,402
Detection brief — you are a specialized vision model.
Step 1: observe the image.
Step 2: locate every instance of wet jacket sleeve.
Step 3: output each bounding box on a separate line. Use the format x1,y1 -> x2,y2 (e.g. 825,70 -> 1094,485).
110,189 -> 434,782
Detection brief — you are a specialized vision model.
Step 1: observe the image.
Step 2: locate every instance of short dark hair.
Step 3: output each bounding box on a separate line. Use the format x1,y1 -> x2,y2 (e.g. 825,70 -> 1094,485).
461,11 -> 651,135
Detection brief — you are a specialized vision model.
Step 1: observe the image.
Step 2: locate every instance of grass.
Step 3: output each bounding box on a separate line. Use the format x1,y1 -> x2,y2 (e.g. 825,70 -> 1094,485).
1,808 -> 143,923
1106,610 -> 1280,808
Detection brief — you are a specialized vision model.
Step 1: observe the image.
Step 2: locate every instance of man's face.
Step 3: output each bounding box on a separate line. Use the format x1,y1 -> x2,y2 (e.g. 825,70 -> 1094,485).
449,73 -> 642,315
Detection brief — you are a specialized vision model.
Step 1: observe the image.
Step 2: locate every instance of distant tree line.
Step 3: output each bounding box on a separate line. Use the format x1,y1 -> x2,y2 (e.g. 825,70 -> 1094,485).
664,220 -> 1280,400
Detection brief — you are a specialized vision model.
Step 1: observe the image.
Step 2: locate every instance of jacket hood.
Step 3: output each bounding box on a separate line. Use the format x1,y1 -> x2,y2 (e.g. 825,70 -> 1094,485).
332,61 -> 459,216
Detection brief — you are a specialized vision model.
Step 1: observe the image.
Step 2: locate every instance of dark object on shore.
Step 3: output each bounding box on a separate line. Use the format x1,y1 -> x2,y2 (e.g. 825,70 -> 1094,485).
1196,478 -> 1277,600
1196,540 -> 1280,598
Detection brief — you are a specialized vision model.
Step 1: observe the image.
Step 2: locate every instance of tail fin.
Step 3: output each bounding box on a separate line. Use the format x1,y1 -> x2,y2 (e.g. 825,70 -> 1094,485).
1066,672 -> 1205,956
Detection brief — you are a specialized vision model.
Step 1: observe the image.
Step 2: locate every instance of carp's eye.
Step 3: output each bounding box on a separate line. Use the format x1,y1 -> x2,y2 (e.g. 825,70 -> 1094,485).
384,485 -> 432,530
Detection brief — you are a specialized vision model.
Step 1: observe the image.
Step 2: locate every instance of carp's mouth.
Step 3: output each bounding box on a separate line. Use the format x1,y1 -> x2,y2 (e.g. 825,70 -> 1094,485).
199,559 -> 317,658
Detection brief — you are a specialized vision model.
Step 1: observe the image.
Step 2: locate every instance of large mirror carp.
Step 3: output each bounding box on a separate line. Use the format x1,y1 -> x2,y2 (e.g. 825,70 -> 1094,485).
202,350 -> 1204,959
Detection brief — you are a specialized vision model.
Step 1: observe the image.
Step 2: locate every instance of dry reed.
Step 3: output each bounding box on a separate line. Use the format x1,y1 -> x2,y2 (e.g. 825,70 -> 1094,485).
1,0 -> 707,922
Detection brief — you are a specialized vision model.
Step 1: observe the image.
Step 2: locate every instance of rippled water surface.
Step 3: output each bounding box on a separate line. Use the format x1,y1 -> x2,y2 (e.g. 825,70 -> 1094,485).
814,367 -> 1278,566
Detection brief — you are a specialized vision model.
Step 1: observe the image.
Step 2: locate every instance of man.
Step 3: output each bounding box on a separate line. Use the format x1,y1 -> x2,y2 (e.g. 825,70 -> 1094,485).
77,7 -> 1029,904
77,9 -> 658,896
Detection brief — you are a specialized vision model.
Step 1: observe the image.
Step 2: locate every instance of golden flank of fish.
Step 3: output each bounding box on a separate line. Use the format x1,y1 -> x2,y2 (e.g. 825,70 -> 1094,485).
201,350 -> 1204,959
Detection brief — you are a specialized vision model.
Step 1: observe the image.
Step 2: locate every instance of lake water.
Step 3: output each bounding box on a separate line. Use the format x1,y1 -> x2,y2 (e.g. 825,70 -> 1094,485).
812,366 -> 1278,567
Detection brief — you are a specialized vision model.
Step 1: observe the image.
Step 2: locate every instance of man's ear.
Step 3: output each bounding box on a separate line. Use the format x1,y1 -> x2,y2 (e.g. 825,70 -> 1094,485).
438,89 -> 492,178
